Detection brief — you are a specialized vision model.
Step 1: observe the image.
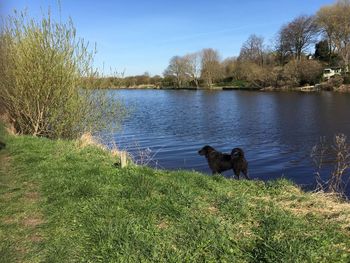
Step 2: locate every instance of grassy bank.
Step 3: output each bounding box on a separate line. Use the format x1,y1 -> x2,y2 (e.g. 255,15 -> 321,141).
1,127 -> 350,262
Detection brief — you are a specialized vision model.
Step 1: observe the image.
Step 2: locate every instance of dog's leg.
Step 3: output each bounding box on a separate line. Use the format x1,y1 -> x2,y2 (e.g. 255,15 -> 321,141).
233,169 -> 240,180
242,169 -> 250,180
212,170 -> 221,175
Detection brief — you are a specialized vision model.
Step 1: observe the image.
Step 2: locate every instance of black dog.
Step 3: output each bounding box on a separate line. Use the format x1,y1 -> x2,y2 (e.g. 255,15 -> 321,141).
198,145 -> 249,179
198,145 -> 233,174
231,148 -> 249,179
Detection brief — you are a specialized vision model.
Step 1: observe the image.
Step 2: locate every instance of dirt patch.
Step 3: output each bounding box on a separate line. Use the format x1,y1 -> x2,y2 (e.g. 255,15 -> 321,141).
28,233 -> 43,243
24,191 -> 40,202
235,223 -> 255,238
0,156 -> 12,172
207,206 -> 219,214
157,220 -> 169,229
22,215 -> 44,228
0,151 -> 46,260
1,192 -> 15,201
2,216 -> 17,225
22,181 -> 37,188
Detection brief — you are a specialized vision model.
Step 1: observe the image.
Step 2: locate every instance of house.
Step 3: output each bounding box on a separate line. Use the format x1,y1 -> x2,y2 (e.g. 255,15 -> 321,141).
323,67 -> 343,80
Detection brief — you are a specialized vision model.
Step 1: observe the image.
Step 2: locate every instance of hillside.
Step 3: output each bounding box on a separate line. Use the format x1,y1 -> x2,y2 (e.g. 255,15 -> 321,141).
1,126 -> 350,262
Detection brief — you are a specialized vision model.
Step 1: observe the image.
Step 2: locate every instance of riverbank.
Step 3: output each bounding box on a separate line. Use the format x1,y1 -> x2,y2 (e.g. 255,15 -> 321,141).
1,127 -> 350,262
98,83 -> 350,92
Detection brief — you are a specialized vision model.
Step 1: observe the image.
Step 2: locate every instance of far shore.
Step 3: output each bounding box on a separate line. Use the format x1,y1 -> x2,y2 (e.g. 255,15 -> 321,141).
100,83 -> 350,92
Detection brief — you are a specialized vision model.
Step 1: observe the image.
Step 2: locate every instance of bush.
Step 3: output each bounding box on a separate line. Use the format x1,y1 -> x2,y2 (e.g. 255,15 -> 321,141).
279,62 -> 300,87
311,134 -> 350,196
0,10 -> 125,139
297,59 -> 323,85
342,74 -> 350,84
234,61 -> 276,88
328,75 -> 344,88
280,59 -> 323,87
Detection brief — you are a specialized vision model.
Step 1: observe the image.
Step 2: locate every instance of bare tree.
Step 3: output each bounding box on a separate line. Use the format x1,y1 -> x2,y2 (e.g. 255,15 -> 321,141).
278,15 -> 319,61
183,52 -> 201,88
239,34 -> 265,66
163,56 -> 189,88
275,31 -> 293,65
317,0 -> 350,67
316,6 -> 338,62
200,48 -> 222,88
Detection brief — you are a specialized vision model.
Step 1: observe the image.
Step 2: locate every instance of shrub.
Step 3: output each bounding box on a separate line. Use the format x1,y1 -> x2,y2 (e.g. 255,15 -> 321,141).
234,61 -> 276,88
311,134 -> 350,196
0,10 -> 125,139
328,75 -> 344,88
280,59 -> 323,87
342,74 -> 350,84
279,61 -> 299,87
297,59 -> 323,85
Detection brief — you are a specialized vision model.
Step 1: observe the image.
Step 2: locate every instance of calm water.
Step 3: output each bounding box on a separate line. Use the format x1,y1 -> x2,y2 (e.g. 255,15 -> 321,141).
108,89 -> 350,191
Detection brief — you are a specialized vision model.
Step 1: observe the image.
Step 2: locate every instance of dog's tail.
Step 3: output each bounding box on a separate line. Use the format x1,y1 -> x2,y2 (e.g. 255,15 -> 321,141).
231,147 -> 244,159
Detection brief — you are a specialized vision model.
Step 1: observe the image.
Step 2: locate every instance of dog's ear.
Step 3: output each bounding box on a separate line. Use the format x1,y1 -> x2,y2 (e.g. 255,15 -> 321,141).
204,146 -> 216,156
198,145 -> 213,156
238,148 -> 245,158
231,148 -> 244,158
204,145 -> 213,153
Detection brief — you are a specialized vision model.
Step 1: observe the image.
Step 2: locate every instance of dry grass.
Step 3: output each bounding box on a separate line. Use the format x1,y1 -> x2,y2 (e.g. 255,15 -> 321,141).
77,132 -> 106,150
207,205 -> 219,214
258,187 -> 350,230
23,191 -> 40,202
0,113 -> 17,135
157,220 -> 169,230
22,215 -> 44,228
2,216 -> 16,225
77,132 -> 130,167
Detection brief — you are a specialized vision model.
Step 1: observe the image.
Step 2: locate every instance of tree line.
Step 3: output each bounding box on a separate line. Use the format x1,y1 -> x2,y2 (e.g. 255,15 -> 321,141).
90,0 -> 350,89
84,73 -> 163,89
162,0 -> 350,89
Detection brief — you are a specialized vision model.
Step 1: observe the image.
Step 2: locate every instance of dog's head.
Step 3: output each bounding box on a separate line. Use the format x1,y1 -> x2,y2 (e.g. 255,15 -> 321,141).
231,148 -> 244,159
198,145 -> 215,157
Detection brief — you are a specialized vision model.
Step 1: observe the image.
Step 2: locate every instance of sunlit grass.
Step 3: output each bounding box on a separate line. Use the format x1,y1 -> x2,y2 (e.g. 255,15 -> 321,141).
1,126 -> 350,262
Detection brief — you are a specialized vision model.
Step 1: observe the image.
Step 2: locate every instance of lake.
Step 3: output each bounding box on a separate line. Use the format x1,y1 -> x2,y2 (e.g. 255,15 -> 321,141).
108,89 -> 350,192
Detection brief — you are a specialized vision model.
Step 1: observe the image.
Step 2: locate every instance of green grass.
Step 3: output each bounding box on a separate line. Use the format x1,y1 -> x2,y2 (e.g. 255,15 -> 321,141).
1,126 -> 350,262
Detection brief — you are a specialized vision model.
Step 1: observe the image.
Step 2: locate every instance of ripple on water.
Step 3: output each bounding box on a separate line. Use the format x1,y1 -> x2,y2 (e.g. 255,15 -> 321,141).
107,89 -> 350,194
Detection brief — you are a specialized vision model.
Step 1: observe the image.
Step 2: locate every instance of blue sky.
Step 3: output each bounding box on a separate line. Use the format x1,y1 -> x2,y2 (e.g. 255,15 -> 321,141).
2,0 -> 335,76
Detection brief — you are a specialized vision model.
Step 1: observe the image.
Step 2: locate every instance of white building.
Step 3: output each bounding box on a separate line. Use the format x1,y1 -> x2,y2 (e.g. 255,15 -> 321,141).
323,66 -> 349,80
323,67 -> 342,80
